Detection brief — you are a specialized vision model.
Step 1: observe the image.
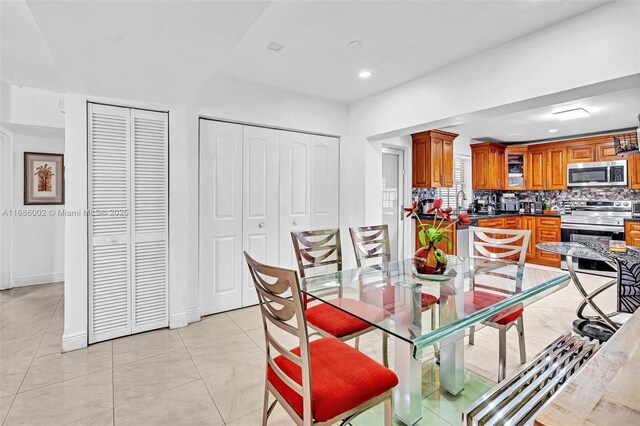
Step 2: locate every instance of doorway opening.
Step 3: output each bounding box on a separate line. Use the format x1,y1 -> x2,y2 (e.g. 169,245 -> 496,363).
381,147 -> 405,261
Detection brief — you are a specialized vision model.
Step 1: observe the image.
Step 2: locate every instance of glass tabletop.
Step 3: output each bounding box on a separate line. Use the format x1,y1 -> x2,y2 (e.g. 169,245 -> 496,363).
536,242 -> 610,261
301,256 -> 570,351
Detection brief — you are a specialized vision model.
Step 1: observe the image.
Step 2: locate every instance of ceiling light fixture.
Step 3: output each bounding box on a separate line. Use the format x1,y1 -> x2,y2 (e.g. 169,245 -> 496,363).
358,70 -> 373,79
266,42 -> 285,52
553,108 -> 590,121
548,129 -> 558,133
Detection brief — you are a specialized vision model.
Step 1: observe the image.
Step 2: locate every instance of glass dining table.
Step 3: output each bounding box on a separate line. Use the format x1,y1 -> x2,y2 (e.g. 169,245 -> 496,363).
301,255 -> 570,425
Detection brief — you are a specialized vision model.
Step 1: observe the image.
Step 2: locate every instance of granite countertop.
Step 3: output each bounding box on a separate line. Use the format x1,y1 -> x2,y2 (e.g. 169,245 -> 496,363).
414,212 -> 560,221
624,217 -> 640,222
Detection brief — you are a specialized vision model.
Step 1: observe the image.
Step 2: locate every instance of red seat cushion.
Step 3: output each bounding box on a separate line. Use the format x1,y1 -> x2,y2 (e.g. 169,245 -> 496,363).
267,337 -> 398,422
306,299 -> 390,338
464,291 -> 524,325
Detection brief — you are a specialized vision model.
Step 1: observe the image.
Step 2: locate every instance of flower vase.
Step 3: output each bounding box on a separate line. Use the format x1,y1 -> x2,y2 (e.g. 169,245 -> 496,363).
414,243 -> 447,275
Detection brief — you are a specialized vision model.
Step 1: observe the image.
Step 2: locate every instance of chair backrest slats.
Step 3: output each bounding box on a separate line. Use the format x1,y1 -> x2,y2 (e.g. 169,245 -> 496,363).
244,251 -> 312,420
469,226 -> 531,266
291,229 -> 342,278
349,225 -> 391,267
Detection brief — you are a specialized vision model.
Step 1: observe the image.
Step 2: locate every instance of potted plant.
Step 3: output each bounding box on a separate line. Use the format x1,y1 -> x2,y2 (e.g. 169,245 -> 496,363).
404,199 -> 472,275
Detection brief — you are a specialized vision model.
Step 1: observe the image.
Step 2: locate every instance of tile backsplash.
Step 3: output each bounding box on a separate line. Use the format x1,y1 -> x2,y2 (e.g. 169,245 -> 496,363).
473,187 -> 640,207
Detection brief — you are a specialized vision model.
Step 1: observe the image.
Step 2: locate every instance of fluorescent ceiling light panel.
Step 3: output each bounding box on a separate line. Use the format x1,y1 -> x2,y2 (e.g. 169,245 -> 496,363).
553,108 -> 590,121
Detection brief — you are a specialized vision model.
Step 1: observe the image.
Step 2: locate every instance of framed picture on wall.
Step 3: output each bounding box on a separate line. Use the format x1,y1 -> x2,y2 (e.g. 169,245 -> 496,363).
24,152 -> 65,205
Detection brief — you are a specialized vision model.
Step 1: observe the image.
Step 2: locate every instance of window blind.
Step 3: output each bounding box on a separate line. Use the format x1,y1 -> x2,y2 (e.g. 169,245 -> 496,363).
438,156 -> 471,210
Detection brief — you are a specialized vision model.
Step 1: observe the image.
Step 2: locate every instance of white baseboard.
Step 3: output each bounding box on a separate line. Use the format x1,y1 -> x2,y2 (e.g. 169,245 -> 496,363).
12,272 -> 64,287
62,331 -> 87,352
186,307 -> 201,324
169,311 -> 189,329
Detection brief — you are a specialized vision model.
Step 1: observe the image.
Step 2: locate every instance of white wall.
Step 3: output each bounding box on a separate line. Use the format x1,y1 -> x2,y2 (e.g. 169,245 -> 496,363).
3,131 -> 65,287
62,78 -> 349,351
0,82 -> 65,129
349,1 -> 640,226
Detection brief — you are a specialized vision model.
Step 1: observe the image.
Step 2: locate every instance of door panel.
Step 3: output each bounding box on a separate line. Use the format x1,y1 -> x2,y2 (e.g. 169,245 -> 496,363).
199,120 -> 243,315
546,147 -> 567,189
442,138 -> 454,187
88,103 -> 131,343
527,149 -> 546,190
279,131 -> 311,269
430,136 -> 443,187
242,126 -> 279,307
311,135 -> 339,229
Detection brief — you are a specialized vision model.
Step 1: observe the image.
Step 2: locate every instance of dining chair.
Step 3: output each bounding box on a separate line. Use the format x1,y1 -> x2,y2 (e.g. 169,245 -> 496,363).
291,229 -> 390,366
467,226 -> 532,381
349,224 -> 439,324
244,252 -> 397,426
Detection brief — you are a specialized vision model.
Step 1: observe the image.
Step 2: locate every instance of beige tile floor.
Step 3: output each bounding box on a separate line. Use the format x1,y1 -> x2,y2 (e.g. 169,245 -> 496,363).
0,269 -> 616,425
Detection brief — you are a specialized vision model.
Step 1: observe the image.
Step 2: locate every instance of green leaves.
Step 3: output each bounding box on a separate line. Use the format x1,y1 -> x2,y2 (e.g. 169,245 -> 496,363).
417,224 -> 452,249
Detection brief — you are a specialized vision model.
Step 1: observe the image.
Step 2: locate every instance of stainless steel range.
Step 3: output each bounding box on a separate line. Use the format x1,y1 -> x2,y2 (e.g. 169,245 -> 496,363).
561,200 -> 631,276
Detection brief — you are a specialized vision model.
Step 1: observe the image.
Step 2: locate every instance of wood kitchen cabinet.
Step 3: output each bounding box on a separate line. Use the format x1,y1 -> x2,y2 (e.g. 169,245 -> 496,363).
526,145 -> 566,191
595,141 -> 619,161
567,144 -> 596,163
527,147 -> 546,190
471,142 -> 506,190
505,146 -> 527,190
475,215 -> 560,267
414,221 -> 457,255
535,217 -> 561,267
412,130 -> 457,188
629,153 -> 640,190
565,134 -> 627,163
625,220 -> 640,247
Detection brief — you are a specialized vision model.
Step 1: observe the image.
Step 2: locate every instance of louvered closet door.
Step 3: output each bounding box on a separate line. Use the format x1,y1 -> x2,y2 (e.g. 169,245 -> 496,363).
311,135 -> 339,229
279,131 -> 311,270
88,104 -> 131,343
199,120 -> 243,315
131,109 -> 168,333
242,126 -> 279,307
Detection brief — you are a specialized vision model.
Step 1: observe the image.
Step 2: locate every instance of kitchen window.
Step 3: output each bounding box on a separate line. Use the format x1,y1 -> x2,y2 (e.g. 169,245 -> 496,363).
439,155 -> 471,210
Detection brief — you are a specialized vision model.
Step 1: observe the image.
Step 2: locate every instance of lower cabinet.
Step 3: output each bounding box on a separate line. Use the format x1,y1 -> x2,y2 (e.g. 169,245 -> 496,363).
476,216 -> 560,267
625,221 -> 640,246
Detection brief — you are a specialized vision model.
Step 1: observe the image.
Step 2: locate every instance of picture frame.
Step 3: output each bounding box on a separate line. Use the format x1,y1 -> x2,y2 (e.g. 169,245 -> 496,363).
24,152 -> 65,205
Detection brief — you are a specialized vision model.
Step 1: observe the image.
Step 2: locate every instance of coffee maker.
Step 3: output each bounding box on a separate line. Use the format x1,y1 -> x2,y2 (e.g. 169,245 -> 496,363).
500,193 -> 520,213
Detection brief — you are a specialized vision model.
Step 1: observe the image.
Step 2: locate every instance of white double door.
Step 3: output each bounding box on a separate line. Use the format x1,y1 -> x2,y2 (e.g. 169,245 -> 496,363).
199,119 -> 338,315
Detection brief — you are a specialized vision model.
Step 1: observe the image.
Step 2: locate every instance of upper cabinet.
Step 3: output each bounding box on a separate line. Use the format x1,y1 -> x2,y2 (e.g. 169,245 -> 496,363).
471,132 -> 633,190
471,142 -> 505,190
412,130 -> 457,188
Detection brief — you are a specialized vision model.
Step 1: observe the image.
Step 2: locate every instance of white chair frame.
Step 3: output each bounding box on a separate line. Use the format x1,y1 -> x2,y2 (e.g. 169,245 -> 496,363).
244,252 -> 393,426
468,226 -> 532,381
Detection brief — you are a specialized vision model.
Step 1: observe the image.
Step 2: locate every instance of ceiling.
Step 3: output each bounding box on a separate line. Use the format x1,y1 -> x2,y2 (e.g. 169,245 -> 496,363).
1,0 -> 609,104
444,87 -> 640,143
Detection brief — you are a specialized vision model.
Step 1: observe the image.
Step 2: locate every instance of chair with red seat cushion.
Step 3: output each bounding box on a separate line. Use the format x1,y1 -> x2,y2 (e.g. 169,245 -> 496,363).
468,226 -> 532,382
291,229 -> 391,366
244,252 -> 397,426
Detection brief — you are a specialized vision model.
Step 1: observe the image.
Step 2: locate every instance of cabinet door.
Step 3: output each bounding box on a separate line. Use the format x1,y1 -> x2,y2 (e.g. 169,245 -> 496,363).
243,126 -> 280,307
430,135 -> 444,187
199,120 -> 244,315
477,218 -> 505,228
522,216 -> 536,261
567,144 -> 595,163
472,148 -> 488,189
595,142 -> 619,161
131,109 -> 169,334
490,146 -> 505,189
625,221 -> 640,246
442,137 -> 454,187
527,149 -> 546,190
630,153 -> 640,190
311,135 -> 339,229
279,131 -> 311,270
546,147 -> 567,190
88,104 -> 132,343
412,137 -> 428,187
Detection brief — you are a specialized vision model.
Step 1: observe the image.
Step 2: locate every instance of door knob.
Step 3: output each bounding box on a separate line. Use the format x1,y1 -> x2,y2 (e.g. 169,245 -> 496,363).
293,220 -> 298,226
259,223 -> 264,228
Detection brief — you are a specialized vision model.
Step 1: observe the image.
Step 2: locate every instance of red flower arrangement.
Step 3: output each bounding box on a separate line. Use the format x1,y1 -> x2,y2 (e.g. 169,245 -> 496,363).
404,198 -> 472,274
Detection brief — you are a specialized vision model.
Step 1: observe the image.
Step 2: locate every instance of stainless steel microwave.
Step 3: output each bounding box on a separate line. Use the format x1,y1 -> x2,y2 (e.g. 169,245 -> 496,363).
567,160 -> 627,187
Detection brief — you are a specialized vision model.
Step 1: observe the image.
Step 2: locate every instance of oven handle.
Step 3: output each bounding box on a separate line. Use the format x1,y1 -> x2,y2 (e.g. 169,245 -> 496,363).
561,223 -> 625,233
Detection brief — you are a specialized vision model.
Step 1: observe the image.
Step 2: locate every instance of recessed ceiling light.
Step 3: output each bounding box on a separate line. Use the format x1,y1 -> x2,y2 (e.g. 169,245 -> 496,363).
553,108 -> 590,121
266,42 -> 285,52
507,132 -> 521,136
549,129 -> 559,133
358,70 -> 373,79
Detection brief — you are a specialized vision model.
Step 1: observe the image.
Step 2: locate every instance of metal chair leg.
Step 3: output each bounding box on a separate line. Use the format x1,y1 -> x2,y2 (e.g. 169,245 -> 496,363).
355,336 -> 360,350
262,387 -> 270,426
469,325 -> 475,345
516,316 -> 527,364
382,332 -> 389,368
384,395 -> 393,426
498,324 -> 507,382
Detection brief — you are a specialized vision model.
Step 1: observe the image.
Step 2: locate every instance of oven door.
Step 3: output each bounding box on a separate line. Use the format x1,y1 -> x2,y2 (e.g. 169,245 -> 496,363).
560,226 -> 624,276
